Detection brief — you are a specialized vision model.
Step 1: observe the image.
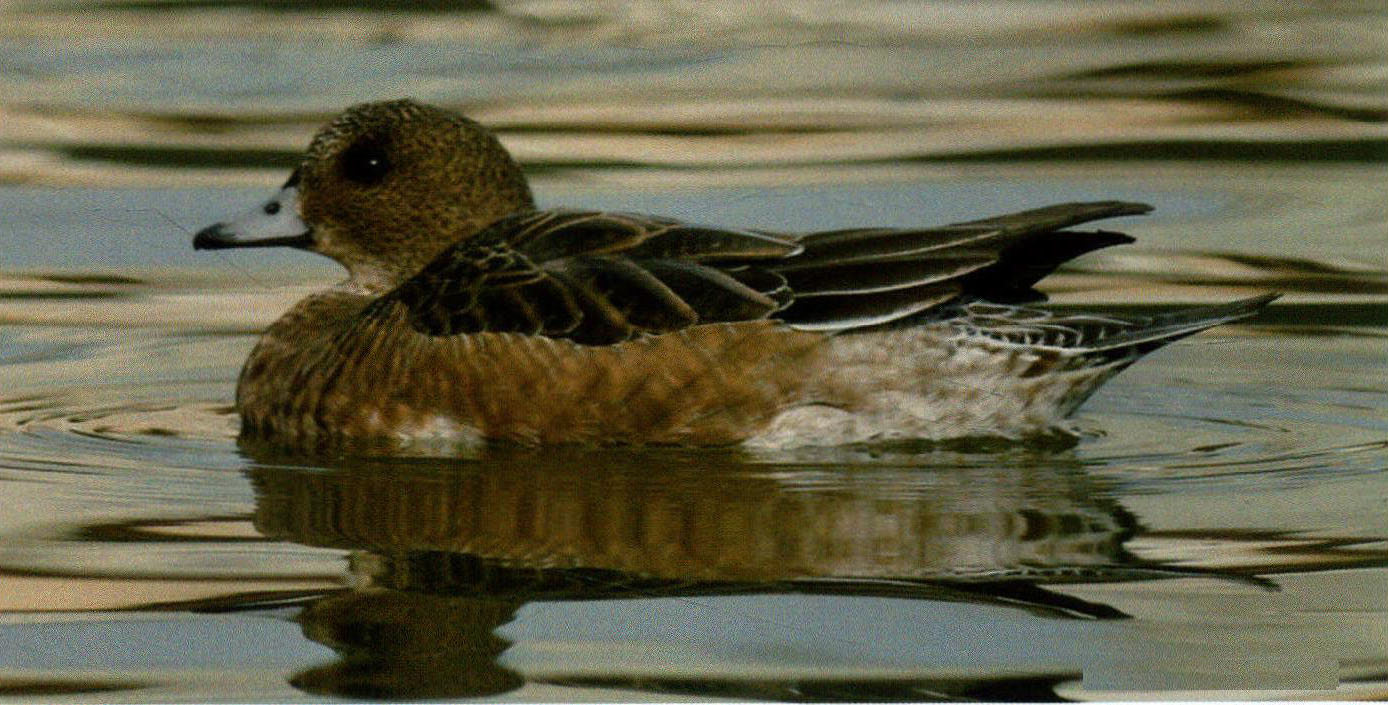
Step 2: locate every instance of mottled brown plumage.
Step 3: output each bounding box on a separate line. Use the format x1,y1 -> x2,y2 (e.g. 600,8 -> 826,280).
298,100 -> 536,291
240,290 -> 825,445
194,99 -> 1276,451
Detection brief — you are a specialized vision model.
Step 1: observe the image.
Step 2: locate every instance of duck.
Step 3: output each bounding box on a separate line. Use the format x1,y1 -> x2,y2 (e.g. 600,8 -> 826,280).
193,99 -> 1276,451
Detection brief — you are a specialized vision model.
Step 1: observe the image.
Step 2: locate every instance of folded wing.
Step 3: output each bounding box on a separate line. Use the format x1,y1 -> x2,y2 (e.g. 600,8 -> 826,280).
371,201 -> 1153,345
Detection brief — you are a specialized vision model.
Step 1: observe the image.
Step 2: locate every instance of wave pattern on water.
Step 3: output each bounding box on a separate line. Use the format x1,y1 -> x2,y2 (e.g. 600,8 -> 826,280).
1,2 -> 1385,185
0,2 -> 1385,701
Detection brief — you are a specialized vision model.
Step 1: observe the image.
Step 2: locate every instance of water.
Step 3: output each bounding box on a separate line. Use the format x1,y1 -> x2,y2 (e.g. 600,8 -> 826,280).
1,1 -> 1386,701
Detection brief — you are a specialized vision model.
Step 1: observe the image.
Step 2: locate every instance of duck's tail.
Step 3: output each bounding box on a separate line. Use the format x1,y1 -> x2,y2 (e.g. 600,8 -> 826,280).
1071,293 -> 1280,358
947,293 -> 1279,363
943,293 -> 1280,418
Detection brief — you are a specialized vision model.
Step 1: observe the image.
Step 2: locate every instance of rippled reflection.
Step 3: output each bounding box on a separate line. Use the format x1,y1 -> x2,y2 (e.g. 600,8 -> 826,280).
230,448 -> 1290,700
3,3 -> 1385,187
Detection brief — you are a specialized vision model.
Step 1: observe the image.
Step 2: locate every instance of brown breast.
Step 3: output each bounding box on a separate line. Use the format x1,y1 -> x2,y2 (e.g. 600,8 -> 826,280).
237,292 -> 830,447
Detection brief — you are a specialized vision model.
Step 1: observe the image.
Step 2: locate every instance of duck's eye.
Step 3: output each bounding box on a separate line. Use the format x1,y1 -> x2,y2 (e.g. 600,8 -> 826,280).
340,139 -> 392,186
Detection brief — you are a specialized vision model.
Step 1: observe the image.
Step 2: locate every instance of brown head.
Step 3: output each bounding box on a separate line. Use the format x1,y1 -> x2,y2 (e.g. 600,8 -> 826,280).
194,99 -> 535,292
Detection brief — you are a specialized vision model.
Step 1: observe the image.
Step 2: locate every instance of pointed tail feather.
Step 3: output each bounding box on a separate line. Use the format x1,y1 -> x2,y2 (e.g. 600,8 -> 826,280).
1070,293 -> 1280,356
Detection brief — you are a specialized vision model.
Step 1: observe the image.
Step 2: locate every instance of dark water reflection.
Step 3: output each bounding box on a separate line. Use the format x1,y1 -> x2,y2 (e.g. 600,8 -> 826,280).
244,449 -> 1271,701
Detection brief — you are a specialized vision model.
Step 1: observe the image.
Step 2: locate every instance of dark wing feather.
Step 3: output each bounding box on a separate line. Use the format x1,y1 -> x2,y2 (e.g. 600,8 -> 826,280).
388,238 -> 547,336
775,225 -> 999,268
379,209 -> 801,344
542,255 -> 698,332
507,211 -> 657,259
782,255 -> 994,297
639,260 -> 783,323
374,201 -> 1150,344
622,224 -> 804,261
780,284 -> 961,331
773,201 -> 1149,327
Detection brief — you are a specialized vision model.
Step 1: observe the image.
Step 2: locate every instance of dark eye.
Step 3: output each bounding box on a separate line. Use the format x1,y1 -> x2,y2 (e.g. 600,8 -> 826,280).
340,139 -> 391,186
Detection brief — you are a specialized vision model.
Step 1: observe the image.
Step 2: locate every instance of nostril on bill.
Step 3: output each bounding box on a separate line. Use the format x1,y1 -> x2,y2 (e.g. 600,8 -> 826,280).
263,201 -> 281,215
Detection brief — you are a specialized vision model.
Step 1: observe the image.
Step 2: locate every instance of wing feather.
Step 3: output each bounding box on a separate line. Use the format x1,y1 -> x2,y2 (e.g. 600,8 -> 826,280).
781,255 -> 994,297
543,255 -> 698,332
372,202 -> 1151,343
640,259 -> 781,322
511,211 -> 657,260
623,225 -> 802,261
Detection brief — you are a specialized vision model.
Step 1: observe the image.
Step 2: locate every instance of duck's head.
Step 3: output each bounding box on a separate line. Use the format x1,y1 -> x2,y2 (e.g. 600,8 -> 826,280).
194,99 -> 535,292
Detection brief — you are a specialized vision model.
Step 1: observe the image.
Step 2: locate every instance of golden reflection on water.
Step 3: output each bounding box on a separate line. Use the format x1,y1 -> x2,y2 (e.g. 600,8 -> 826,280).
232,448 -> 1375,700
0,1 -> 1385,700
250,449 -> 1149,583
246,453 -> 1154,700
1,4 -> 1384,187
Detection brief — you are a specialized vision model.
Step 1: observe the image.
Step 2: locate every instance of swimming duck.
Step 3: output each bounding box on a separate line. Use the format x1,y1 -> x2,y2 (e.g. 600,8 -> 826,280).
194,99 -> 1275,450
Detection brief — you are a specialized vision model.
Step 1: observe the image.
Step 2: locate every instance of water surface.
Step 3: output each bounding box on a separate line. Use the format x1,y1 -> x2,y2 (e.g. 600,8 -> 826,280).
0,1 -> 1385,701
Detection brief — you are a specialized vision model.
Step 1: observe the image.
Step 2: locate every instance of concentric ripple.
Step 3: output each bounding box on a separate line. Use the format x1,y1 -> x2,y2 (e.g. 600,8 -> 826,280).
0,326 -> 247,472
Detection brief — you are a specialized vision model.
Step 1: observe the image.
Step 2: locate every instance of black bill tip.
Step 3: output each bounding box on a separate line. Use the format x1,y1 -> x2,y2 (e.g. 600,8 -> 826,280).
192,223 -> 313,251
193,223 -> 236,250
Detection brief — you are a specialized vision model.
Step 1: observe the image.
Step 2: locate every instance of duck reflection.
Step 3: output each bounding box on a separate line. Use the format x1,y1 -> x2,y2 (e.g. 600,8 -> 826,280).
244,447 -> 1254,700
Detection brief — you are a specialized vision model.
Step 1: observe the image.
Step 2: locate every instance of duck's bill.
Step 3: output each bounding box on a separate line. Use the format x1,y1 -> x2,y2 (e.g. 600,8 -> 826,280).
193,181 -> 313,250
